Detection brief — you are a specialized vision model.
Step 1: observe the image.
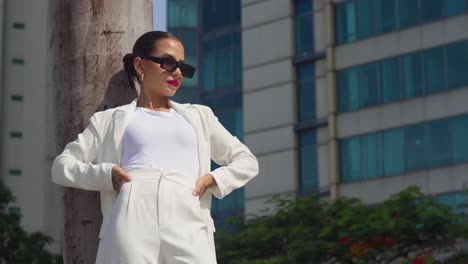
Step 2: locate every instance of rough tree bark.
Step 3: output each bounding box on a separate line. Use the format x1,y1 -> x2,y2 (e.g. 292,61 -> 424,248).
53,1 -> 152,262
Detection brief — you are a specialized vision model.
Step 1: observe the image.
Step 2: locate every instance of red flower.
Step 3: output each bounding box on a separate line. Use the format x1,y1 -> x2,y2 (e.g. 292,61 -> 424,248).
350,241 -> 370,258
395,211 -> 401,218
339,237 -> 351,245
412,256 -> 425,264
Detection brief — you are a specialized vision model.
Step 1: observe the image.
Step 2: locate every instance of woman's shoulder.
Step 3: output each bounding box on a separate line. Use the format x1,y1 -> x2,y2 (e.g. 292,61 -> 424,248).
94,101 -> 134,117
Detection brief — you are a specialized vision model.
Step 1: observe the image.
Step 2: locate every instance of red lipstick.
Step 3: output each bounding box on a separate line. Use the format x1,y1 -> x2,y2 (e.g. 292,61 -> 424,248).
167,80 -> 179,87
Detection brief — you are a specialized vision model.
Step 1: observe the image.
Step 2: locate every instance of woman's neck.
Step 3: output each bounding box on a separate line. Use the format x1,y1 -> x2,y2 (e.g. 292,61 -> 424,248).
136,93 -> 170,110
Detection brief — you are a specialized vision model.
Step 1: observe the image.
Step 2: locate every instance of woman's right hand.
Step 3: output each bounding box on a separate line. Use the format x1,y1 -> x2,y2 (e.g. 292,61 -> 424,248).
111,165 -> 132,193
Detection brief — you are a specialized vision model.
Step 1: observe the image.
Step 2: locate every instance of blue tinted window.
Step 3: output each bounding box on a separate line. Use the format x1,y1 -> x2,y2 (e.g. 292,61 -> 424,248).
233,46 -> 242,85
358,63 -> 379,108
398,0 -> 419,28
296,0 -> 313,14
340,137 -> 361,182
422,0 -> 444,22
337,68 -> 359,112
401,53 -> 424,99
168,0 -> 197,27
444,0 -> 467,16
216,49 -> 233,88
362,133 -> 382,179
299,129 -> 318,193
451,115 -> 468,163
383,128 -> 404,176
203,55 -> 215,91
356,0 -> 375,39
405,124 -> 426,172
297,63 -> 316,122
380,57 -> 401,103
427,119 -> 451,167
375,0 -> 396,34
446,41 -> 468,89
295,13 -> 314,56
423,47 -> 446,94
203,0 -> 215,31
335,1 -> 356,44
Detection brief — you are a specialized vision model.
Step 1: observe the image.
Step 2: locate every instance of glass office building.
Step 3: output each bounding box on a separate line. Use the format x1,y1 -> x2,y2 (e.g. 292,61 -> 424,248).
167,0 -> 468,225
167,0 -> 244,229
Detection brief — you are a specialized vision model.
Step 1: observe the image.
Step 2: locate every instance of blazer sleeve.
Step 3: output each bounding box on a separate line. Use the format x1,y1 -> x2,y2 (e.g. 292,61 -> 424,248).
205,106 -> 259,199
51,113 -> 116,191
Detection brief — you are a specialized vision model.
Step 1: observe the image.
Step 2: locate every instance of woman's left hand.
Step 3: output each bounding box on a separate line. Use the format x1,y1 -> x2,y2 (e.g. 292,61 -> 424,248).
193,174 -> 216,199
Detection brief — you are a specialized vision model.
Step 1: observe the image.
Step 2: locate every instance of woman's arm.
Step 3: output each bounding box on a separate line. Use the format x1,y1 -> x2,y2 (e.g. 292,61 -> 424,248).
51,113 -> 116,191
205,106 -> 259,199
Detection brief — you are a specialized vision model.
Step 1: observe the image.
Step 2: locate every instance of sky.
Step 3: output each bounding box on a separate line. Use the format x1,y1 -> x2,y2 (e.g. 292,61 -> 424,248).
153,0 -> 167,30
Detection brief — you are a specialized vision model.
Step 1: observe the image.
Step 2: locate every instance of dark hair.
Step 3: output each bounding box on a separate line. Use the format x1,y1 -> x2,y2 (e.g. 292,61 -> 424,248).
122,31 -> 181,91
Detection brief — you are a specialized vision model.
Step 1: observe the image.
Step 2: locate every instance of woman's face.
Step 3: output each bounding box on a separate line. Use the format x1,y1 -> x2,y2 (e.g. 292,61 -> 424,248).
135,38 -> 185,97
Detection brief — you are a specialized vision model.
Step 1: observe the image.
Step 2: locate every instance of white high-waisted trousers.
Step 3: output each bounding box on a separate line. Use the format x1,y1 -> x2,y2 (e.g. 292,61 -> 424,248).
95,168 -> 217,264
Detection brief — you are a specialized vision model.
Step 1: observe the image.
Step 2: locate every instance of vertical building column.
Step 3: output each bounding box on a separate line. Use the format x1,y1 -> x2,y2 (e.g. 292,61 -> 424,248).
241,0 -> 297,215
325,0 -> 339,199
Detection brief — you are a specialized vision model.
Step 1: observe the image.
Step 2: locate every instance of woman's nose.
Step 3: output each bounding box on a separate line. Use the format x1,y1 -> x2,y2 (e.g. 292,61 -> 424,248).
172,67 -> 183,78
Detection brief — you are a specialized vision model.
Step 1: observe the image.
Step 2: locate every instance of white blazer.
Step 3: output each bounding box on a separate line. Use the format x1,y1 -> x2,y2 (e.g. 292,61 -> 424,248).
51,98 -> 259,238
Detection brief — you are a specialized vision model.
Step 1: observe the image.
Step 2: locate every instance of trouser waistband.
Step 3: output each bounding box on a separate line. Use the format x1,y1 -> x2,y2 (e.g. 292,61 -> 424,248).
126,168 -> 196,190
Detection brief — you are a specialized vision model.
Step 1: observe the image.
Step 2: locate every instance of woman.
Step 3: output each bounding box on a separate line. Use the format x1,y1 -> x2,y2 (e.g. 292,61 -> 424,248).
51,31 -> 259,264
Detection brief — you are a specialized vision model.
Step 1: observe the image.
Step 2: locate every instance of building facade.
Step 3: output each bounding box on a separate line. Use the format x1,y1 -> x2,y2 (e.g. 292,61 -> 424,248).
167,0 -> 246,228
167,0 -> 468,227
0,0 -> 62,253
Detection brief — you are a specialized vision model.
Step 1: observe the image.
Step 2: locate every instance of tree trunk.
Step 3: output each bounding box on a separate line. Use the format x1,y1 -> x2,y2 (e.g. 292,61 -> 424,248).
53,1 -> 152,262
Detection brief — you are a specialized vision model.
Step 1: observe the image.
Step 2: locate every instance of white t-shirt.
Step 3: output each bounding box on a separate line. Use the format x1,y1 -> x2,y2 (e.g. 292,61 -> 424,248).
120,107 -> 199,179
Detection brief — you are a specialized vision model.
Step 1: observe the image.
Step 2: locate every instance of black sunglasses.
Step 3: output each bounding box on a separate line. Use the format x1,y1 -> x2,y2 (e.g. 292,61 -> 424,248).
140,55 -> 196,78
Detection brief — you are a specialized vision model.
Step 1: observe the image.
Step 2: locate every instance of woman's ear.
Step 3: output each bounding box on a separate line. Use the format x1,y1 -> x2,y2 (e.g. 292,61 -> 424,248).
134,57 -> 144,75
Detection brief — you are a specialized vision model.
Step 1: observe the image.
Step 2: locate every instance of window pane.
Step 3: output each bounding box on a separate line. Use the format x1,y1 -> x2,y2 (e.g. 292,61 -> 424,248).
167,0 -> 178,27
422,0 -> 444,22
380,58 -> 401,103
356,0 -> 375,39
216,49 -> 233,88
233,46 -> 242,85
423,47 -> 446,94
362,133 -> 382,179
444,0 -> 467,16
180,0 -> 197,27
299,130 -> 318,193
398,0 -> 419,28
402,53 -> 424,98
178,30 -> 198,55
358,63 -> 379,108
405,124 -> 426,172
340,137 -> 361,182
295,13 -> 314,56
297,63 -> 315,122
451,115 -> 468,163
427,119 -> 451,167
203,0 -> 215,31
295,0 -> 313,14
337,68 -> 359,112
383,128 -> 404,176
446,41 -> 468,89
203,55 -> 215,91
375,0 -> 396,34
335,1 -> 356,44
